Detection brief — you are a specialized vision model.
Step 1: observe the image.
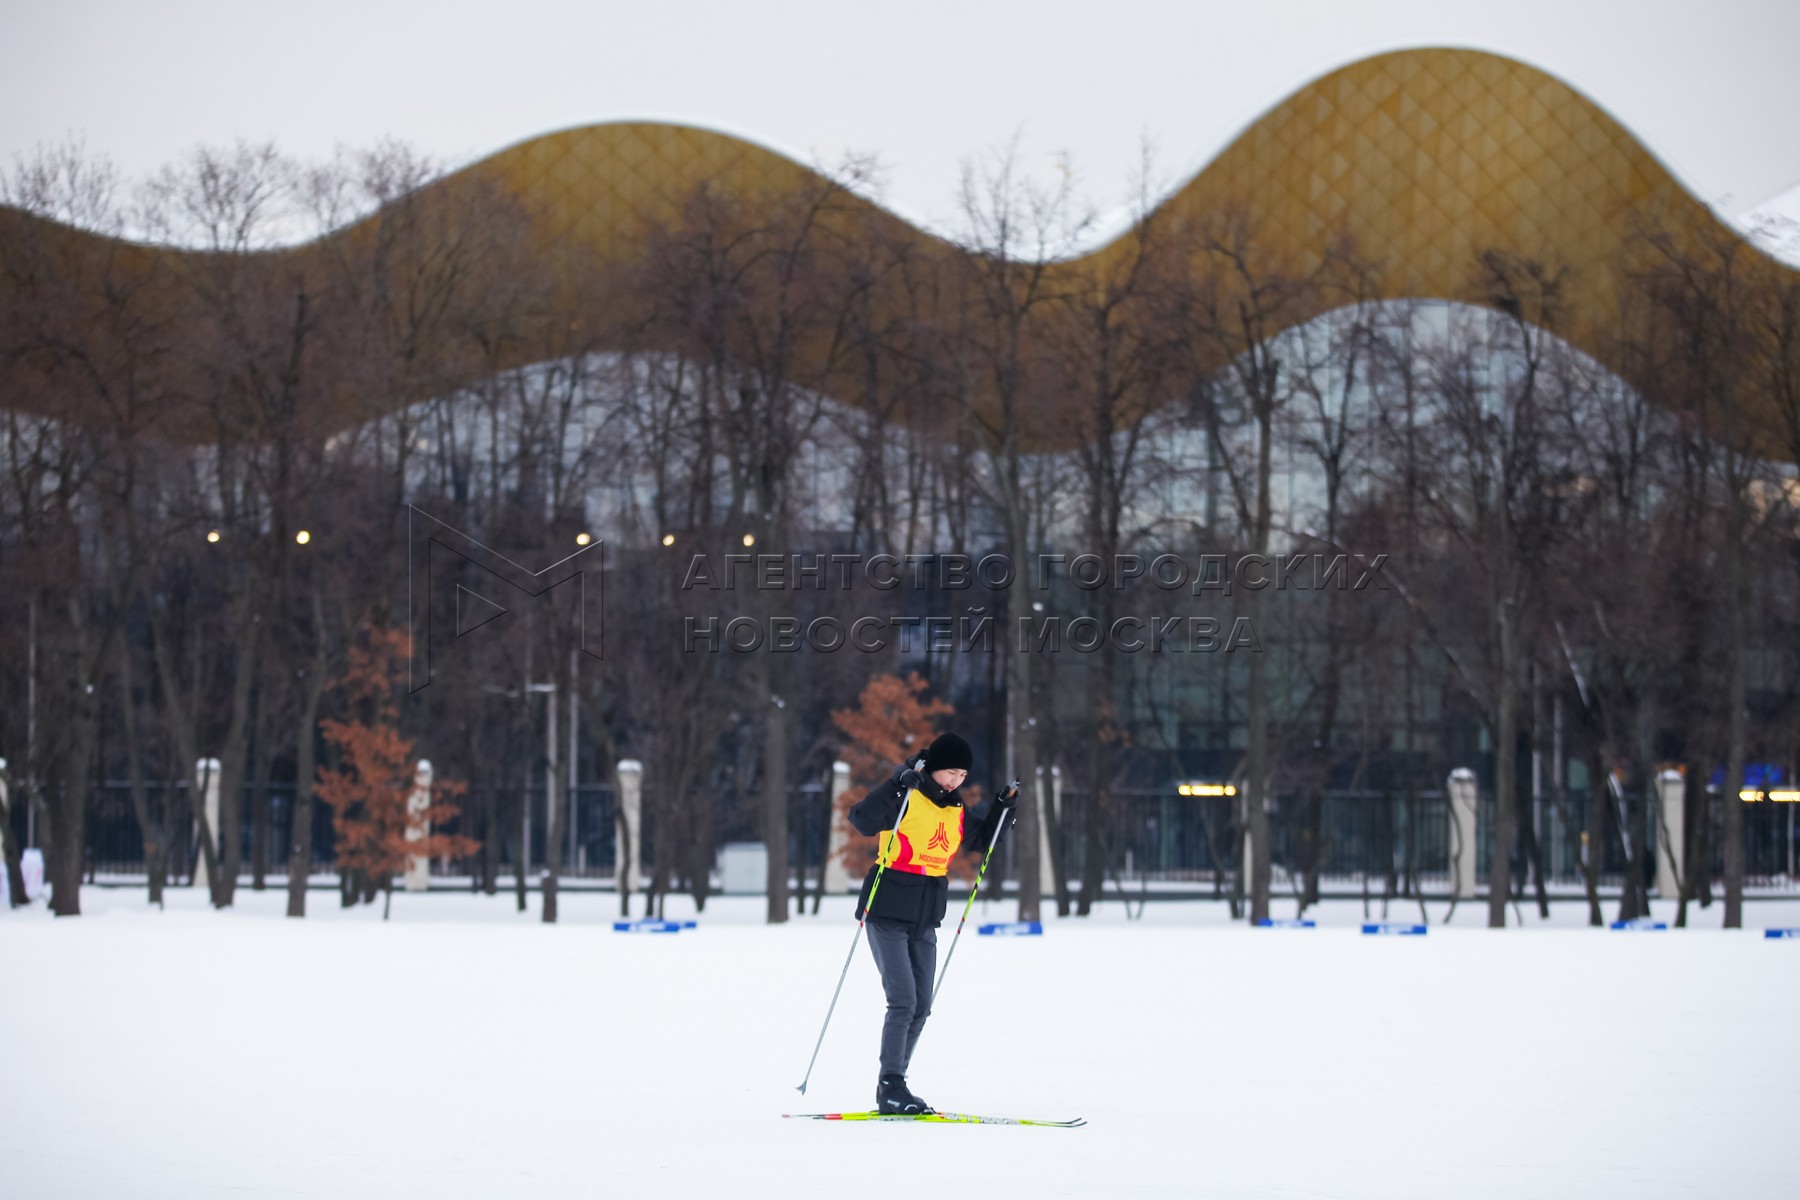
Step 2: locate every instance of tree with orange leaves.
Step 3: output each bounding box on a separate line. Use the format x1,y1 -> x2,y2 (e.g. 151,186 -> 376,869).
828,673 -> 960,880
315,623 -> 478,918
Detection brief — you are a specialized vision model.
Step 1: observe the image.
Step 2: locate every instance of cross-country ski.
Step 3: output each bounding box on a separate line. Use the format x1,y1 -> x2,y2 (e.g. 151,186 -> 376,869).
784,1110 -> 1087,1128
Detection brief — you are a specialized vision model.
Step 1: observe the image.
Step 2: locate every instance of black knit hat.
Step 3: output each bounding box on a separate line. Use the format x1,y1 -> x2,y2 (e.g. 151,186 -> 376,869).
921,732 -> 973,775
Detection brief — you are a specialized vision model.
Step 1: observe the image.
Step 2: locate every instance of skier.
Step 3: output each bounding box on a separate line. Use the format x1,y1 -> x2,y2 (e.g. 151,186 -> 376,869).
849,731 -> 1017,1116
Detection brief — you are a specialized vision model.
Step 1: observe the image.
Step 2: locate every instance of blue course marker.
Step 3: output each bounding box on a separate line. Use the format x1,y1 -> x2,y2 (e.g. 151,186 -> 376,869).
612,919 -> 694,933
977,922 -> 1044,936
1766,928 -> 1800,939
1611,918 -> 1668,931
1255,918 -> 1316,928
1361,922 -> 1427,936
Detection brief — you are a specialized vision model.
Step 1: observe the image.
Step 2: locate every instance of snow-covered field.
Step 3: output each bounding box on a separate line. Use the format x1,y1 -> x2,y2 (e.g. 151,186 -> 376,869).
4,887 -> 1797,1200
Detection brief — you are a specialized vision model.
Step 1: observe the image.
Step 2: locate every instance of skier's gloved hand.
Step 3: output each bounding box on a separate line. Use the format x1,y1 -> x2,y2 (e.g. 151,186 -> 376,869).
989,780 -> 1021,831
893,759 -> 926,794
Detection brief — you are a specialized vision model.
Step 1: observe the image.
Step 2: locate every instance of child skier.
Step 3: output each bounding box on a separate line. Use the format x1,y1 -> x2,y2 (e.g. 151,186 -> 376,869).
848,731 -> 1017,1115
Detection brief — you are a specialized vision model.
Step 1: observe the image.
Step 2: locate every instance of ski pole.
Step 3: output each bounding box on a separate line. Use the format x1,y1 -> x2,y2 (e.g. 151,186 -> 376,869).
929,778 -> 1019,1008
795,764 -> 920,1095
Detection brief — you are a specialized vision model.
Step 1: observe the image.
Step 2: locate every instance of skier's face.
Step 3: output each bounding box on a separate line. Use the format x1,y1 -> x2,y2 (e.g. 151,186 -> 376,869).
930,768 -> 967,793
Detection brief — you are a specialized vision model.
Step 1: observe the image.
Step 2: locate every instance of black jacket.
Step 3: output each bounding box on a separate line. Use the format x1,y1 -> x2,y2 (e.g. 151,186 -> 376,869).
849,764 -> 1009,931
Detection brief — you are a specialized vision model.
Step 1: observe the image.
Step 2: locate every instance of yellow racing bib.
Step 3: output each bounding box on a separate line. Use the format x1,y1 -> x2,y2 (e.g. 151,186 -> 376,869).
875,791 -> 965,876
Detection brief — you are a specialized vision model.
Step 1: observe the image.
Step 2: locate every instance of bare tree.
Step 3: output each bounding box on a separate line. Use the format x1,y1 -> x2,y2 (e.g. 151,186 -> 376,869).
1168,206 -> 1321,924
943,141 -> 1088,922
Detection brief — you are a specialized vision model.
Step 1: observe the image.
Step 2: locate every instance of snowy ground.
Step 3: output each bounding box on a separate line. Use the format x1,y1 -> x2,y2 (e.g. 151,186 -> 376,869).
4,887 -> 1797,1200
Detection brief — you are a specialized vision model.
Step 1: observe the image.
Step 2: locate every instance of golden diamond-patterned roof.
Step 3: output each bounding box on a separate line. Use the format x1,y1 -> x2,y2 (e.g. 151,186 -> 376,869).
1109,47 -> 1689,316
2,47 -> 1793,446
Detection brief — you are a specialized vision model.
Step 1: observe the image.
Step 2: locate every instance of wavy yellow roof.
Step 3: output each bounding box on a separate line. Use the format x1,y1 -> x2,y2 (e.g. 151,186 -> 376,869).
3,47 -> 1793,446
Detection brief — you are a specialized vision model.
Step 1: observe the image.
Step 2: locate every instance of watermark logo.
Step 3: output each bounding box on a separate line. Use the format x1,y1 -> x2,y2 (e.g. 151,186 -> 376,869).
406,506 -> 603,693
671,551 -> 1386,655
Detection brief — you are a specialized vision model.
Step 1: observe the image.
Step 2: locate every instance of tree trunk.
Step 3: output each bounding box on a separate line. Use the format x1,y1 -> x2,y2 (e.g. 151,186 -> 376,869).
1008,622 -> 1042,923
1077,583 -> 1121,919
49,589 -> 108,918
285,622 -> 328,919
1244,388 -> 1276,925
1517,795 -> 1549,921
1616,706 -> 1653,923
481,788 -> 500,894
764,694 -> 789,924
1720,517 -> 1747,928
1585,747 -> 1608,927
49,723 -> 96,917
513,781 -> 529,914
1525,671 -> 1549,919
811,778 -> 831,917
1078,746 -> 1106,917
789,773 -> 809,919
1488,599 -> 1516,928
1044,767 -> 1070,917
1307,581 -> 1345,916
211,604 -> 264,907
146,596 -> 220,897
1,770 -> 27,908
542,671 -> 562,925
1610,771 -> 1642,924
116,638 -> 164,907
1244,577 -> 1272,925
250,687 -> 276,891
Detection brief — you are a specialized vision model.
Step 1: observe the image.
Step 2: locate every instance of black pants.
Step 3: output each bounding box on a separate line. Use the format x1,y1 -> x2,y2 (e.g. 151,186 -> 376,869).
866,918 -> 937,1076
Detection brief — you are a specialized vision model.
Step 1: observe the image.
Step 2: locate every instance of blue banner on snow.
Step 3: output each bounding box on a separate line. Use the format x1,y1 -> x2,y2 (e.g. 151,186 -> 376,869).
1361,922 -> 1427,936
1611,919 -> 1667,930
1766,928 -> 1800,939
612,920 -> 696,933
978,922 -> 1043,936
1255,918 -> 1316,928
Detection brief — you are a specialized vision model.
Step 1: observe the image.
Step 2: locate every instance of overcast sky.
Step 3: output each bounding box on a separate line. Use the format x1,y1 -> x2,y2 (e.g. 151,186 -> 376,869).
3,0 -> 1797,237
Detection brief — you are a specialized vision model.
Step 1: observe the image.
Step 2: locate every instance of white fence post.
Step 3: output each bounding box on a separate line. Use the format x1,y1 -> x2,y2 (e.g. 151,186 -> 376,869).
1656,768 -> 1685,898
1037,764 -> 1058,898
194,758 -> 221,890
1449,768 -> 1478,900
823,761 -> 851,894
616,760 -> 642,899
405,759 -> 433,892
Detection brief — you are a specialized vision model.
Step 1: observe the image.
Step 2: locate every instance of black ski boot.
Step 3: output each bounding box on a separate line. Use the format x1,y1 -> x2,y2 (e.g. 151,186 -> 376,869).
876,1073 -> 933,1115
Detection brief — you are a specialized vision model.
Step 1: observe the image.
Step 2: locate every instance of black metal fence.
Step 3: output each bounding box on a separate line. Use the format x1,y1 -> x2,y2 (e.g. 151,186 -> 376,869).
1048,789 -> 1455,899
81,779 -> 331,882
64,776 -> 822,885
1049,786 -> 1798,898
23,775 -> 1796,895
